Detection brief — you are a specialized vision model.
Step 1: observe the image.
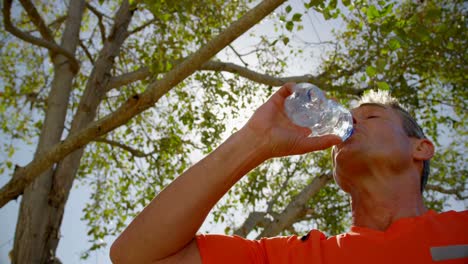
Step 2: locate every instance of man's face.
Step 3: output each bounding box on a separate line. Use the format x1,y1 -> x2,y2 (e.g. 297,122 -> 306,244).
332,103 -> 415,191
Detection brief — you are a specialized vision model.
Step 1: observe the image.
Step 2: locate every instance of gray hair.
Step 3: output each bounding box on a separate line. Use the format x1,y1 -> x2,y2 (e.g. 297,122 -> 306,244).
357,90 -> 430,193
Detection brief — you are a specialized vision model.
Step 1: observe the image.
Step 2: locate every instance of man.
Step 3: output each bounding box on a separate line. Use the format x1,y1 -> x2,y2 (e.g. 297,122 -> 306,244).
110,83 -> 468,263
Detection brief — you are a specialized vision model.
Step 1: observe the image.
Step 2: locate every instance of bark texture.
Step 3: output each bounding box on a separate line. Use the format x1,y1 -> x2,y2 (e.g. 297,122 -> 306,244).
44,1 -> 134,260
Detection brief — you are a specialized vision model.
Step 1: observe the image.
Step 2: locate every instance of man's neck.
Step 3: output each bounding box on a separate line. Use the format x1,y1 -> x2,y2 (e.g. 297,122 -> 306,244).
349,176 -> 427,231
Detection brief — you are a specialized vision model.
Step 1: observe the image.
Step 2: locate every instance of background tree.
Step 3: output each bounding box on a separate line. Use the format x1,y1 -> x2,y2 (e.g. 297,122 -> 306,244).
0,0 -> 466,262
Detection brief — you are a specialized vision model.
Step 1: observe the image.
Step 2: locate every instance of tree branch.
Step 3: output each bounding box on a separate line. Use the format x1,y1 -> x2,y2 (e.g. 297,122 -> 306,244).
86,2 -> 107,43
85,2 -> 113,19
47,15 -> 68,31
235,47 -> 269,57
127,18 -> 157,36
228,44 -> 249,67
107,61 -> 320,91
202,60 -> 319,86
26,15 -> 68,34
266,164 -> 296,214
0,0 -> 287,208
256,173 -> 332,239
79,39 -> 94,64
18,0 -> 55,41
234,173 -> 332,238
234,211 -> 268,237
107,67 -> 151,90
3,0 -> 80,73
94,138 -> 156,158
425,184 -> 467,200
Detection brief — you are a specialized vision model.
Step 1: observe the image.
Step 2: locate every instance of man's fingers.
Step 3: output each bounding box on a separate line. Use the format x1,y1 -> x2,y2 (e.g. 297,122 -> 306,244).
275,82 -> 296,99
299,134 -> 342,152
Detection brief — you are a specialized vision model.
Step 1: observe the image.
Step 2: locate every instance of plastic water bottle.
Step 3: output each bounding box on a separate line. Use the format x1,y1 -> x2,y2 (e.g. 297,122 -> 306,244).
284,83 -> 354,141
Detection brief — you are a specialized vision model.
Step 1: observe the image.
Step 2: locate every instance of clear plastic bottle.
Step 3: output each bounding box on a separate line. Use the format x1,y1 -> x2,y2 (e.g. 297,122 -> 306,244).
284,83 -> 354,141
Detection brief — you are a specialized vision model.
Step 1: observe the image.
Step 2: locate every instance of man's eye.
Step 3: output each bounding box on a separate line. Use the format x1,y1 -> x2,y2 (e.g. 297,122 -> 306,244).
367,116 -> 379,119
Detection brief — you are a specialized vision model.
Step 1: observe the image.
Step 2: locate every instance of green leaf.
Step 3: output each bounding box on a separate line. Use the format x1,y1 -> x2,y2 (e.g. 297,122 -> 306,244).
412,25 -> 431,42
285,5 -> 292,13
376,58 -> 386,71
323,10 -> 332,20
285,21 -> 294,32
282,37 -> 290,45
366,66 -> 377,77
367,5 -> 380,22
292,13 -> 302,22
426,6 -> 441,20
306,0 -> 322,8
377,81 -> 390,91
388,38 -> 401,50
160,13 -> 171,22
447,42 -> 454,50
381,3 -> 394,16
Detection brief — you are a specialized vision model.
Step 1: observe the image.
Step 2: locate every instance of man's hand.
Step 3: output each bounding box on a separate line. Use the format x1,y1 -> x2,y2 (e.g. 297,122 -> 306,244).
244,83 -> 342,159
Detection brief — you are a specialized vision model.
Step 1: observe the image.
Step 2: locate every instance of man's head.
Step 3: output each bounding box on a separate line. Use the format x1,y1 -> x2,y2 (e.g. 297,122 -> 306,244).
332,90 -> 434,194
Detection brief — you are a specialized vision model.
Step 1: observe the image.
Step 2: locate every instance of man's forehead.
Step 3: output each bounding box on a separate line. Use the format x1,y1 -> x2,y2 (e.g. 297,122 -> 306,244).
351,102 -> 387,113
356,103 -> 387,109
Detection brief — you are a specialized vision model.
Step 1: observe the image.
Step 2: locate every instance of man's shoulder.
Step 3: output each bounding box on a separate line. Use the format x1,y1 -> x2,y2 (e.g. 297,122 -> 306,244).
425,210 -> 468,230
432,210 -> 468,219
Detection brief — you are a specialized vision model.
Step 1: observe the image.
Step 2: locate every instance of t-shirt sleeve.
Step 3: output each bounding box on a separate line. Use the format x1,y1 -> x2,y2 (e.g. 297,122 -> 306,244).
196,234 -> 268,263
196,230 -> 326,264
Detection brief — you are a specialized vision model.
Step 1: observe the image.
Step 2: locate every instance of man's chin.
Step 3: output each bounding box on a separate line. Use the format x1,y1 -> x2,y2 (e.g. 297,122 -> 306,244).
334,139 -> 360,158
333,146 -> 368,175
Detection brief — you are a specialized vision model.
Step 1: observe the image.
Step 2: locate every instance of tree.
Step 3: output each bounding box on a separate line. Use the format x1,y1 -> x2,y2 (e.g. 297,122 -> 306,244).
0,0 -> 466,262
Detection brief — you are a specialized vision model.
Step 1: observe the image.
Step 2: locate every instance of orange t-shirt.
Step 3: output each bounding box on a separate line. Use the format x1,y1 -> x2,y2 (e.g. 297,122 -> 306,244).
196,210 -> 468,263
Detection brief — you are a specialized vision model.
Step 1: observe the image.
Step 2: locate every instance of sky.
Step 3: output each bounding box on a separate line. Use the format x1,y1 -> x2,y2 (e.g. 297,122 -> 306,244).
0,1 -> 465,264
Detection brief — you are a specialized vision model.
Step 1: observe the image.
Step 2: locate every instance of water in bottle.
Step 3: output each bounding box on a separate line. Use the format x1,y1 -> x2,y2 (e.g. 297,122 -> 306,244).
284,83 -> 354,141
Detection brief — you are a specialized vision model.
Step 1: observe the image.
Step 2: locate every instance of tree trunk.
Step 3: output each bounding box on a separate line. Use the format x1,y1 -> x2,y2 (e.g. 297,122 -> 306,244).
46,0 -> 134,260
12,1 -> 85,263
12,1 -> 134,262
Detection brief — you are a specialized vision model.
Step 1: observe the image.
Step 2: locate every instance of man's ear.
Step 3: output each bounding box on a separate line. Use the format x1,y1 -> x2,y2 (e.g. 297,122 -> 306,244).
412,138 -> 435,161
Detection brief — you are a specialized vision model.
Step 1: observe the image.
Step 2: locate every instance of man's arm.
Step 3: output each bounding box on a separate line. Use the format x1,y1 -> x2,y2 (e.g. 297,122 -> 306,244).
109,83 -> 341,263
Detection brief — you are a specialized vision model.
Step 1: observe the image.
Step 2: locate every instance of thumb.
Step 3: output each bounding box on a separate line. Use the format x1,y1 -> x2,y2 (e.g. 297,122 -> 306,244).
299,134 -> 342,153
